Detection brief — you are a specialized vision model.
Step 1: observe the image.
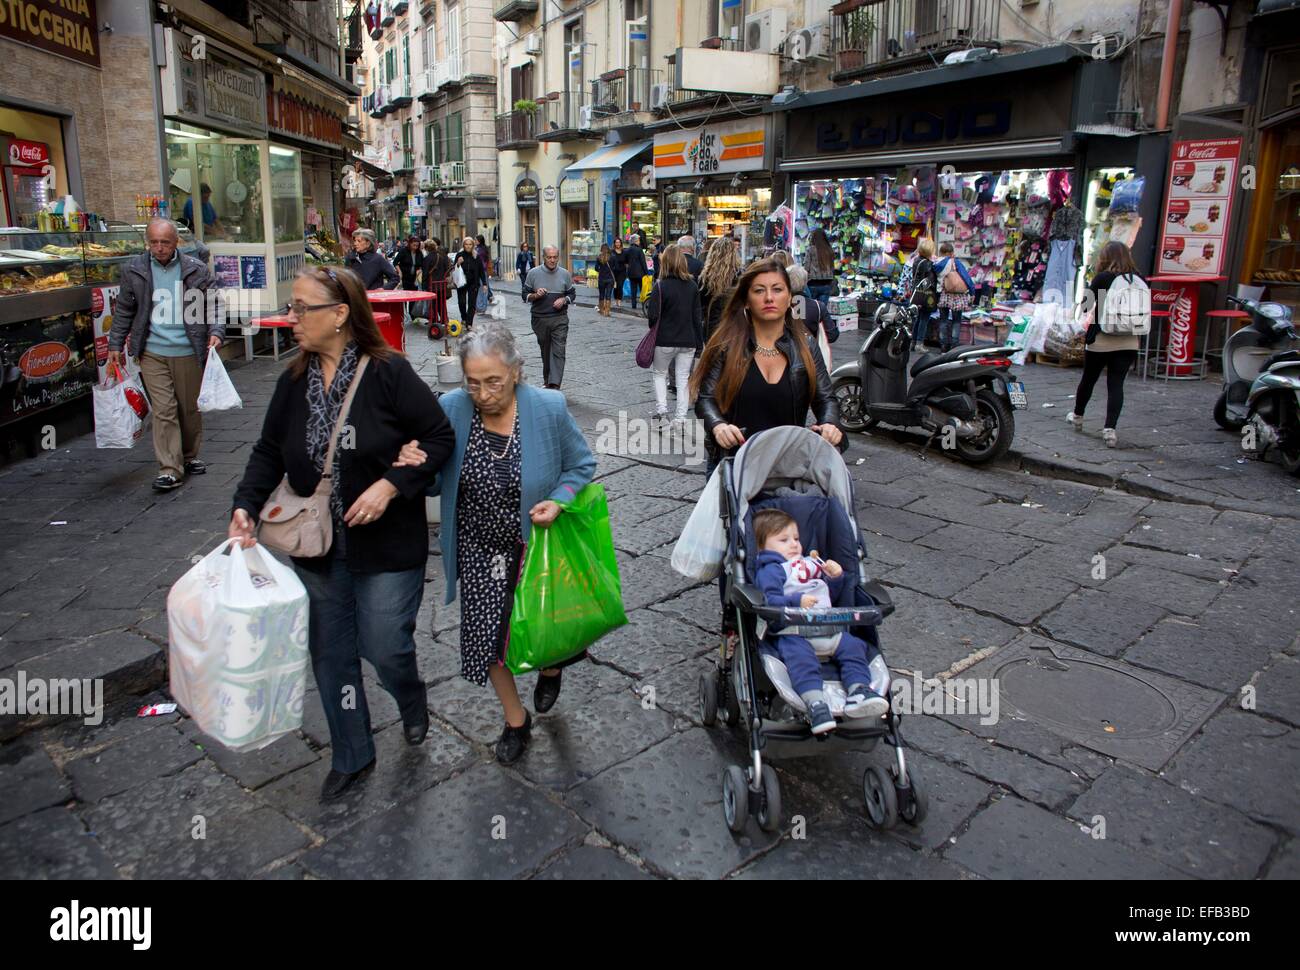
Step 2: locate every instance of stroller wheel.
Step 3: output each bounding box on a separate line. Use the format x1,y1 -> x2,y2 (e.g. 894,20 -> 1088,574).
896,773 -> 929,826
721,674 -> 742,728
722,765 -> 749,834
863,766 -> 899,830
756,764 -> 782,833
699,668 -> 719,727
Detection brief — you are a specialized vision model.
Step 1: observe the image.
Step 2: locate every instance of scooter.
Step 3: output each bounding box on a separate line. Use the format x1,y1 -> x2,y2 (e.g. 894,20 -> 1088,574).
831,284 -> 1026,464
1215,298 -> 1300,474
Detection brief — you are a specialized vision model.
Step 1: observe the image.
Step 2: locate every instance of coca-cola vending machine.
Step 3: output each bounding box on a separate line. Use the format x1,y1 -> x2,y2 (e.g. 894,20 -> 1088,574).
2,138 -> 52,228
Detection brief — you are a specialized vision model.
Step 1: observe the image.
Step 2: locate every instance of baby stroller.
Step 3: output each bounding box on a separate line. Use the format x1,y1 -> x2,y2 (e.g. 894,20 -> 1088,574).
699,426 -> 927,833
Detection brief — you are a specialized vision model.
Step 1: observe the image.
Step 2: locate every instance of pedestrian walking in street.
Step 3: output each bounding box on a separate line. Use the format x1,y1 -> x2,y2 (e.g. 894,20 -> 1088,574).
676,235 -> 705,283
228,266 -> 456,800
596,243 -> 616,317
420,238 -> 451,332
107,218 -> 224,493
344,229 -> 399,291
933,241 -> 975,352
649,236 -> 665,280
453,236 -> 486,330
691,256 -> 841,655
802,228 -> 838,312
629,221 -> 648,250
393,236 -> 423,290
646,245 -> 703,426
787,264 -> 839,370
625,237 -> 648,309
1067,241 -> 1146,448
902,238 -> 938,349
522,245 -> 576,389
699,236 -> 741,345
515,241 -> 536,280
476,234 -> 494,300
611,237 -> 629,309
395,322 -> 596,764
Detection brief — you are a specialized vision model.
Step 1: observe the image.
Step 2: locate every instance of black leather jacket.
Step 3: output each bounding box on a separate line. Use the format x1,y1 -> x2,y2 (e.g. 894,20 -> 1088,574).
695,327 -> 839,438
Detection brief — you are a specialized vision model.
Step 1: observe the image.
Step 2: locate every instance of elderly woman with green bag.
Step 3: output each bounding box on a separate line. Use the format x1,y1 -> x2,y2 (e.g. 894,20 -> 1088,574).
395,322 -> 602,764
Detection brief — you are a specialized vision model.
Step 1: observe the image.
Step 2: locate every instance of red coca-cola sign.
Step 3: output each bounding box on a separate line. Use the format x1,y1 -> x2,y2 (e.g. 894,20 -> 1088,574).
1167,294 -> 1194,367
7,138 -> 49,167
19,341 -> 71,381
1166,200 -> 1189,224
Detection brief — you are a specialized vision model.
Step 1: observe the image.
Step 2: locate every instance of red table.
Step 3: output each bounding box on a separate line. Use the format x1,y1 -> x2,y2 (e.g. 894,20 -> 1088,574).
248,312 -> 391,361
366,290 -> 434,353
1147,274 -> 1226,379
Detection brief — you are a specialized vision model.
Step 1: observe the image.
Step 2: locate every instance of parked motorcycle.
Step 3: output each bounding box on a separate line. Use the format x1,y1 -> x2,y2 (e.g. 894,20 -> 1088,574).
831,286 -> 1026,464
1214,297 -> 1300,474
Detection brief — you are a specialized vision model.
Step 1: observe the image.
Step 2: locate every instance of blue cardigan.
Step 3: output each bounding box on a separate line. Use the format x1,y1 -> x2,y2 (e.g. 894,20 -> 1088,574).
432,383 -> 596,605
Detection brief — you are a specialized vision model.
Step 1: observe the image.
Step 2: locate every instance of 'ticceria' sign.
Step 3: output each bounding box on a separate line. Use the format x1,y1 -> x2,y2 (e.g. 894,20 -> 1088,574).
816,101 -> 1013,153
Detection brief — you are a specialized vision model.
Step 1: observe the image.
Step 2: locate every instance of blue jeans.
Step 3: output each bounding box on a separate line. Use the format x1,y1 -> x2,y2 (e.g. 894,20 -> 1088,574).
774,632 -> 874,696
912,307 -> 933,348
295,556 -> 428,773
807,282 -> 835,313
938,308 -> 964,350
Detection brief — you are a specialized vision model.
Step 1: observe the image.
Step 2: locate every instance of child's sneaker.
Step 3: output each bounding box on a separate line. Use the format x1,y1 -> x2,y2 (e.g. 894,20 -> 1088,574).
1066,412 -> 1084,432
1102,428 -> 1118,448
843,687 -> 890,720
806,700 -> 836,735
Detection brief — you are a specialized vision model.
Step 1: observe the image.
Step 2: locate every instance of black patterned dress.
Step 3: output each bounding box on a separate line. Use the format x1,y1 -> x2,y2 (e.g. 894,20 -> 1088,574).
456,409 -> 523,686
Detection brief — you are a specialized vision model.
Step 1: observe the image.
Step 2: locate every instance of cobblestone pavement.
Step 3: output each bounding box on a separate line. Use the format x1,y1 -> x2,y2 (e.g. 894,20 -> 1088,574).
1,295 -> 1297,880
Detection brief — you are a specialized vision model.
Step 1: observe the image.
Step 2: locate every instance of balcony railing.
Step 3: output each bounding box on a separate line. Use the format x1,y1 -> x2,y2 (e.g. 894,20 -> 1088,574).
393,150 -> 415,174
420,161 -> 468,189
830,0 -> 1000,77
389,76 -> 412,109
367,84 -> 389,118
345,6 -> 363,62
431,55 -> 464,90
494,0 -> 539,22
495,111 -> 538,150
589,67 -> 660,121
536,92 -> 594,141
380,2 -> 395,27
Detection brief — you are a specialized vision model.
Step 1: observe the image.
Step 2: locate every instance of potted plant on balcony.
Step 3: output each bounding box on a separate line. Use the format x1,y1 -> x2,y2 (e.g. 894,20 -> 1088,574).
513,99 -> 539,116
832,0 -> 876,71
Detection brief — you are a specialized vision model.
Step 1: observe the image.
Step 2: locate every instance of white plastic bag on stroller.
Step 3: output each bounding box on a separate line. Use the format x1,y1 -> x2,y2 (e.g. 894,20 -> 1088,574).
671,464 -> 727,581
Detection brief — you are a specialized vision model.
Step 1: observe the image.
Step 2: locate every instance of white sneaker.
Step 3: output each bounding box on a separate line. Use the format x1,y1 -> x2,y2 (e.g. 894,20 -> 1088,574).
843,691 -> 890,720
1066,412 -> 1084,431
1102,428 -> 1118,448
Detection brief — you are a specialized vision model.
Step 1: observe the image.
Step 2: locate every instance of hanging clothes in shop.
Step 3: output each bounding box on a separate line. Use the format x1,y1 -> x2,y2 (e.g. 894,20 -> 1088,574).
1042,240 -> 1075,306
1049,201 -> 1085,257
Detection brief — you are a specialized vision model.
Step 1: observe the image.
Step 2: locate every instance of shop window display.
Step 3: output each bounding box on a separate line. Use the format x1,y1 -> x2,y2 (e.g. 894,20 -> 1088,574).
1254,124 -> 1300,291
168,138 -> 266,245
620,196 -> 660,243
270,147 -> 304,245
793,177 -> 897,283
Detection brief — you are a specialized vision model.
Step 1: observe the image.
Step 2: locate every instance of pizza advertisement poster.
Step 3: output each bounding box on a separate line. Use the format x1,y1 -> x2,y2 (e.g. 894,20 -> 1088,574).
1157,137 -> 1241,276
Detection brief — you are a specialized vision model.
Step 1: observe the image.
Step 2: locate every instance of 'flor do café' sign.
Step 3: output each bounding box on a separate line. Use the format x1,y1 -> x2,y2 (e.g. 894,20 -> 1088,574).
0,0 -> 100,69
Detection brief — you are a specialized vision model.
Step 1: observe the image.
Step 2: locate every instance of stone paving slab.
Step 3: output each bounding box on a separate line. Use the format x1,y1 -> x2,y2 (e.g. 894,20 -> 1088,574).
64,724 -> 203,803
0,748 -> 72,826
0,806 -> 121,880
133,805 -> 310,880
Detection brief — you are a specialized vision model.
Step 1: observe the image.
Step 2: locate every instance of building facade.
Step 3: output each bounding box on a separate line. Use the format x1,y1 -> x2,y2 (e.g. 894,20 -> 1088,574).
356,0 -> 498,250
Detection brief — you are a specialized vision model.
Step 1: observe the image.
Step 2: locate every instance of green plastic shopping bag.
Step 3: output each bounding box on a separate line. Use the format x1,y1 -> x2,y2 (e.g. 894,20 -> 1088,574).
506,483 -> 628,674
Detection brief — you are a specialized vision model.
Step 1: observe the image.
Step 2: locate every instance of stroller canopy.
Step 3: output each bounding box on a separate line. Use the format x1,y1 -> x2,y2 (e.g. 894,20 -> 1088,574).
731,426 -> 856,531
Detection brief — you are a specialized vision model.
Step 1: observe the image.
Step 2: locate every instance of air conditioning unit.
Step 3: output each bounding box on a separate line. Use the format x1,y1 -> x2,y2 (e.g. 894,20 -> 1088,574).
649,82 -> 670,110
578,104 -> 594,128
744,9 -> 787,55
785,24 -> 828,62
525,33 -> 542,55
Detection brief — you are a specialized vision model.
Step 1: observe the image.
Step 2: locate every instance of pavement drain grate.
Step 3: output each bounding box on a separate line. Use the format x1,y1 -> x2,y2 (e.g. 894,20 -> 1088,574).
965,639 -> 1222,771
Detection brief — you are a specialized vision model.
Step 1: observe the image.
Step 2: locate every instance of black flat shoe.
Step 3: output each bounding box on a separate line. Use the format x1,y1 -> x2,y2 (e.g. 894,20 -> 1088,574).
184,460 -> 207,476
320,760 -> 375,801
534,670 -> 562,714
494,711 -> 532,765
404,710 -> 430,746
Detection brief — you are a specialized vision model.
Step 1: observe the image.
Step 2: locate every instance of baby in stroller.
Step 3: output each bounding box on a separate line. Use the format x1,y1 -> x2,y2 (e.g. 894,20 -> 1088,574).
753,509 -> 892,734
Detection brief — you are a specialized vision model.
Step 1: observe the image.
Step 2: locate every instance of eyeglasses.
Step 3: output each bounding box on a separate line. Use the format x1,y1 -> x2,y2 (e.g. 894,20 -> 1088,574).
464,377 -> 507,395
283,301 -> 342,317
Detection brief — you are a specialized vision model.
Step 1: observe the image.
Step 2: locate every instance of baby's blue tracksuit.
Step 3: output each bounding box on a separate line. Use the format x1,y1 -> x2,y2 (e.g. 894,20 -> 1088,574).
754,550 -> 874,695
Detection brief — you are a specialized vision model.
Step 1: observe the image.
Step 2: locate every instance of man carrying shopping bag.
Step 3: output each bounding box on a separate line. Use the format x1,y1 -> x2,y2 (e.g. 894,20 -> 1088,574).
108,218 -> 224,492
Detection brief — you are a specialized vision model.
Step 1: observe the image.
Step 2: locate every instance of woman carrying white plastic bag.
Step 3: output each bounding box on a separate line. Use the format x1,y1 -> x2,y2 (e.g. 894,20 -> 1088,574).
197,346 -> 243,412
93,361 -> 151,448
167,539 -> 310,752
671,463 -> 727,581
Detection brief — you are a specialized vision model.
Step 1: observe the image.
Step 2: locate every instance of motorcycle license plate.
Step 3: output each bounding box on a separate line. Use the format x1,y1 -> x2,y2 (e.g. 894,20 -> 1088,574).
1008,382 -> 1028,409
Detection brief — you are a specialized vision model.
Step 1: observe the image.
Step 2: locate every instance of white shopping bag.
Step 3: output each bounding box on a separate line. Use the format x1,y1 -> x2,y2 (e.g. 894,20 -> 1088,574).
167,539 -> 310,752
197,346 -> 243,412
671,464 -> 728,581
93,362 -> 150,448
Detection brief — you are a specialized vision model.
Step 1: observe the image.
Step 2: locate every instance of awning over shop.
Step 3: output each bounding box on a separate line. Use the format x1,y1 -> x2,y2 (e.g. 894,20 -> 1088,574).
779,137 -> 1068,173
563,140 -> 652,176
351,155 -> 392,182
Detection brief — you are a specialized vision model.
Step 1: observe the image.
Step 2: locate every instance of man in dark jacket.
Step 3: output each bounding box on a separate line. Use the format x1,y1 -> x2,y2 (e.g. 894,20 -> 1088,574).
677,235 -> 705,283
522,245 -> 577,389
625,240 -> 648,307
107,218 -> 224,492
345,229 -> 399,290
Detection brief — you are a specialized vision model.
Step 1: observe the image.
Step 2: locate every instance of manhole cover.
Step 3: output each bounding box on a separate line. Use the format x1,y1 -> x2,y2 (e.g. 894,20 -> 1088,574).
955,635 -> 1222,771
997,655 -> 1179,740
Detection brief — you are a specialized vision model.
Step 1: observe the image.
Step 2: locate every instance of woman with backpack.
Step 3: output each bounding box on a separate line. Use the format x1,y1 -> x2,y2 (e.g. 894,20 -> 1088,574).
933,241 -> 976,352
1066,241 -> 1146,449
902,238 -> 938,349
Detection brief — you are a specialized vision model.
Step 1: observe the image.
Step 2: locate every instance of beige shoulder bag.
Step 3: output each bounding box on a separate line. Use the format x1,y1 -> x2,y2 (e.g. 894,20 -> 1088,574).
258,356 -> 370,558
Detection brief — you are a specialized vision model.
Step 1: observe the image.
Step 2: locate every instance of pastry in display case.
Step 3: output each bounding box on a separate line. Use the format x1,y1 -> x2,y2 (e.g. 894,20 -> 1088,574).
0,231 -> 87,296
